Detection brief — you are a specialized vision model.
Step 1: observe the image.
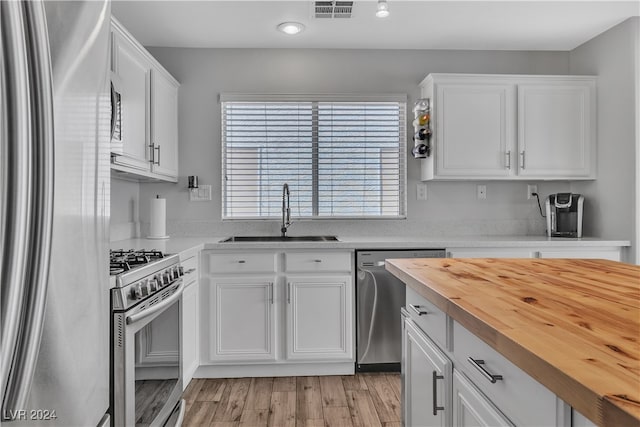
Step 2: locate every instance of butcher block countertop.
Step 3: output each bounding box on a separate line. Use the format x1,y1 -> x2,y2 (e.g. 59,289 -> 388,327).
385,258 -> 640,427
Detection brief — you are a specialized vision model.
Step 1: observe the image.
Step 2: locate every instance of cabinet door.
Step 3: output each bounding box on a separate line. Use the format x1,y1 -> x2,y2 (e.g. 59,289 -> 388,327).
111,28 -> 150,171
403,318 -> 452,427
286,275 -> 353,360
181,281 -> 199,388
208,278 -> 276,362
452,370 -> 513,427
517,83 -> 594,178
435,83 -> 515,177
150,68 -> 179,181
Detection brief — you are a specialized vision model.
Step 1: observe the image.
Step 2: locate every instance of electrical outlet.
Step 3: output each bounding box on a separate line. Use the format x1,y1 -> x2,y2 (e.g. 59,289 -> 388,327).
417,183 -> 428,201
477,185 -> 487,200
527,184 -> 538,200
189,184 -> 212,202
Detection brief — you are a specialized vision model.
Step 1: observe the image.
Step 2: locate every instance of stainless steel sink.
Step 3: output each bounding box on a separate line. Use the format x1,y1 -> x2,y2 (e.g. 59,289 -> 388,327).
220,235 -> 339,243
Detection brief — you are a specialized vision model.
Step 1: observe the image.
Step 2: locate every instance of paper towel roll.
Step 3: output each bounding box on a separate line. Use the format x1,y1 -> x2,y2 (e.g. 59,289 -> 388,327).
148,196 -> 169,239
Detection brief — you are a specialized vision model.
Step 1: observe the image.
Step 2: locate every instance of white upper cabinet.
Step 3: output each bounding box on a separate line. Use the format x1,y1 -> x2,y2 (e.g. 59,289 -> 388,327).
433,81 -> 515,177
517,82 -> 594,178
110,18 -> 179,182
110,23 -> 151,172
150,69 -> 179,180
420,74 -> 596,181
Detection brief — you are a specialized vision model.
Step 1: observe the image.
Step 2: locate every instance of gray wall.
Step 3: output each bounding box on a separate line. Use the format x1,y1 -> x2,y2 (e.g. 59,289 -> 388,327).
111,178 -> 140,241
116,48 -> 571,239
569,17 -> 639,263
111,48 -> 581,239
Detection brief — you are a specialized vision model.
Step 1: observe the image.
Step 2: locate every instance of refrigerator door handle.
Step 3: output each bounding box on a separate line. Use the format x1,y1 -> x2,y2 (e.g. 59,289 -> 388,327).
0,0 -> 34,409
1,0 -> 55,416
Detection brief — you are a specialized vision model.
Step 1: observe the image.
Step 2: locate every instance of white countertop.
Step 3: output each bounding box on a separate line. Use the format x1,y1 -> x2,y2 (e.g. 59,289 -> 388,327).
110,235 -> 630,255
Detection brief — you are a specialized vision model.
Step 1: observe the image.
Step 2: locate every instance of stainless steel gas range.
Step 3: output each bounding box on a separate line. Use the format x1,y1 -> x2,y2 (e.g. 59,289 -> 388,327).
109,249 -> 186,427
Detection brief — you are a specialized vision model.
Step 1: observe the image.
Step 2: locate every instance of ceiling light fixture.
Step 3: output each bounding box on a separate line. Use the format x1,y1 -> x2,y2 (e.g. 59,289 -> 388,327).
376,0 -> 390,18
277,22 -> 305,35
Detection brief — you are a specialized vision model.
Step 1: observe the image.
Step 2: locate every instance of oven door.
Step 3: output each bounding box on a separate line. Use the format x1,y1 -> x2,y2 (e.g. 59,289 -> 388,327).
112,279 -> 185,427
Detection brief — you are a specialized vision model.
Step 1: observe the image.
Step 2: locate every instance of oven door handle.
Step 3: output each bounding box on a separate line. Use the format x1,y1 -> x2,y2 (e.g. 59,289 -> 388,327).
126,279 -> 184,325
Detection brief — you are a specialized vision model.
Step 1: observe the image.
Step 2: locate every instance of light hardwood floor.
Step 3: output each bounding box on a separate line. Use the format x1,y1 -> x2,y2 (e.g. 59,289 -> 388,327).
181,373 -> 402,427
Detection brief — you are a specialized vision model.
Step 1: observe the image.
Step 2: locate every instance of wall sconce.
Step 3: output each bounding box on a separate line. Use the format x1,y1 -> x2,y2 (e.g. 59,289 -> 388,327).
188,175 -> 199,190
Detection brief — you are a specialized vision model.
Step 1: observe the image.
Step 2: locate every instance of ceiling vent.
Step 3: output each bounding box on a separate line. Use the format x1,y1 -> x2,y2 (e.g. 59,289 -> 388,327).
314,1 -> 354,18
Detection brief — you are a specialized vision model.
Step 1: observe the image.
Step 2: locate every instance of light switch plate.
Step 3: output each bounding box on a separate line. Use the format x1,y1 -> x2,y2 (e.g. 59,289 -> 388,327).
189,185 -> 212,201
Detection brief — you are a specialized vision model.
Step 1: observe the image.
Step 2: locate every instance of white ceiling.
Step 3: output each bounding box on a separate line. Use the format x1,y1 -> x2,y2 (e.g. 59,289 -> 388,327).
111,1 -> 640,50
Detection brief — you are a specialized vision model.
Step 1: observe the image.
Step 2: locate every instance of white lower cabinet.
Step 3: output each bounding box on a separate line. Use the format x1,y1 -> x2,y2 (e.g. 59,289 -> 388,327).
538,249 -> 621,261
181,280 -> 199,385
286,275 -> 352,360
180,252 -> 199,388
403,317 -> 452,427
452,369 -> 513,427
448,248 -> 536,258
448,246 -> 623,261
208,278 -> 276,362
201,250 -> 354,375
402,283 -> 573,427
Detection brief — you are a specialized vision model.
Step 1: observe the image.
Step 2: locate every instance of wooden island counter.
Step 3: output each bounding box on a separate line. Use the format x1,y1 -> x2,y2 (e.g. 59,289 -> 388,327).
386,258 -> 639,427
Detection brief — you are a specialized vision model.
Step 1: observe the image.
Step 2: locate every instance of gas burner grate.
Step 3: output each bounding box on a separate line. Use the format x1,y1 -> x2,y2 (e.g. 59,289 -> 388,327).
109,249 -> 166,275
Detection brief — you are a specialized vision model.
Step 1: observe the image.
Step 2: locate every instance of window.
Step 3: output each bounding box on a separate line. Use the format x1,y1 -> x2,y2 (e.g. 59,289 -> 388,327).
221,94 -> 406,219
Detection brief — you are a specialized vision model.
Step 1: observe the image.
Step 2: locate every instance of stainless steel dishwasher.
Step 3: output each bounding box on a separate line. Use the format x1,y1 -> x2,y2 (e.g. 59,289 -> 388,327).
356,249 -> 446,372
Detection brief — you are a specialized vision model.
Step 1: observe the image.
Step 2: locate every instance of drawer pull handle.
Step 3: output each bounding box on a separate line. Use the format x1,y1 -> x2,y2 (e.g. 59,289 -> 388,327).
237,260 -> 246,264
313,259 -> 322,263
184,268 -> 196,274
468,357 -> 503,383
409,304 -> 428,316
432,371 -> 445,415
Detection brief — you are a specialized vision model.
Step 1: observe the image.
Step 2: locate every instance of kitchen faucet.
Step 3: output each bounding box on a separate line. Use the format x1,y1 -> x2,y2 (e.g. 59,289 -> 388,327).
281,183 -> 291,237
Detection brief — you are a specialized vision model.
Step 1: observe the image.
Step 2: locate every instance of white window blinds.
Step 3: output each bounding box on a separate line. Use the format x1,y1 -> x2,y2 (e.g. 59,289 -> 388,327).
221,95 -> 406,219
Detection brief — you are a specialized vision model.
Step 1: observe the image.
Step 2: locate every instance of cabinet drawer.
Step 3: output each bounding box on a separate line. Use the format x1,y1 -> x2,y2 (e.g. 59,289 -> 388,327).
208,252 -> 277,274
285,251 -> 351,273
405,286 -> 448,350
452,321 -> 557,426
181,256 -> 198,286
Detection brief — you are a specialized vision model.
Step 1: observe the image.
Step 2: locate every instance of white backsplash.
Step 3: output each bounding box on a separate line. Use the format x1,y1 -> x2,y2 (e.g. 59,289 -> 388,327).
137,217 -> 547,239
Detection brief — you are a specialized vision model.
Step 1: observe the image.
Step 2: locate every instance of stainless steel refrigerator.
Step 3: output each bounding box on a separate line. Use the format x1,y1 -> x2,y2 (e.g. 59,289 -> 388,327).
1,1 -> 111,425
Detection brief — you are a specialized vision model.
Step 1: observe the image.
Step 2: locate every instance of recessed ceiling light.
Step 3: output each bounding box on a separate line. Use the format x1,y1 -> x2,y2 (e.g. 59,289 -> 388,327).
376,0 -> 390,18
277,22 -> 305,35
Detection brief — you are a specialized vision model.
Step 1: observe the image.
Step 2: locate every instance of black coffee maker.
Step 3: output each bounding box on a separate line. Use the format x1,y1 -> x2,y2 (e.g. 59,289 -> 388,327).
545,193 -> 584,237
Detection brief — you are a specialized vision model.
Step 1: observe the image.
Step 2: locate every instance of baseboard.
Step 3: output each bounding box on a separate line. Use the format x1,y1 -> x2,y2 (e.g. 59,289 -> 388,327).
194,362 -> 355,378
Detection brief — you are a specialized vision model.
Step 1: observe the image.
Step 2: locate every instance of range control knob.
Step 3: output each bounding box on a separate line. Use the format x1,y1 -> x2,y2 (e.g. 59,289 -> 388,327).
140,282 -> 150,297
178,266 -> 184,277
148,279 -> 158,292
156,274 -> 165,287
129,284 -> 142,300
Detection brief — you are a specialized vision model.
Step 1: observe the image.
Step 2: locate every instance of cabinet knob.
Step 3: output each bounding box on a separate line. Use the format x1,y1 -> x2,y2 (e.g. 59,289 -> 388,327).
505,150 -> 511,170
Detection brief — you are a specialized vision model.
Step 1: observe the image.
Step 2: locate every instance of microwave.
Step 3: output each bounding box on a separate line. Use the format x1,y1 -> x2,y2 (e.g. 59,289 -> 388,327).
110,72 -> 123,154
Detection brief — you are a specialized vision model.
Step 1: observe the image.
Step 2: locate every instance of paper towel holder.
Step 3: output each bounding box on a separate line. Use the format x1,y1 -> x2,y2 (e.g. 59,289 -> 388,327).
188,175 -> 199,190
